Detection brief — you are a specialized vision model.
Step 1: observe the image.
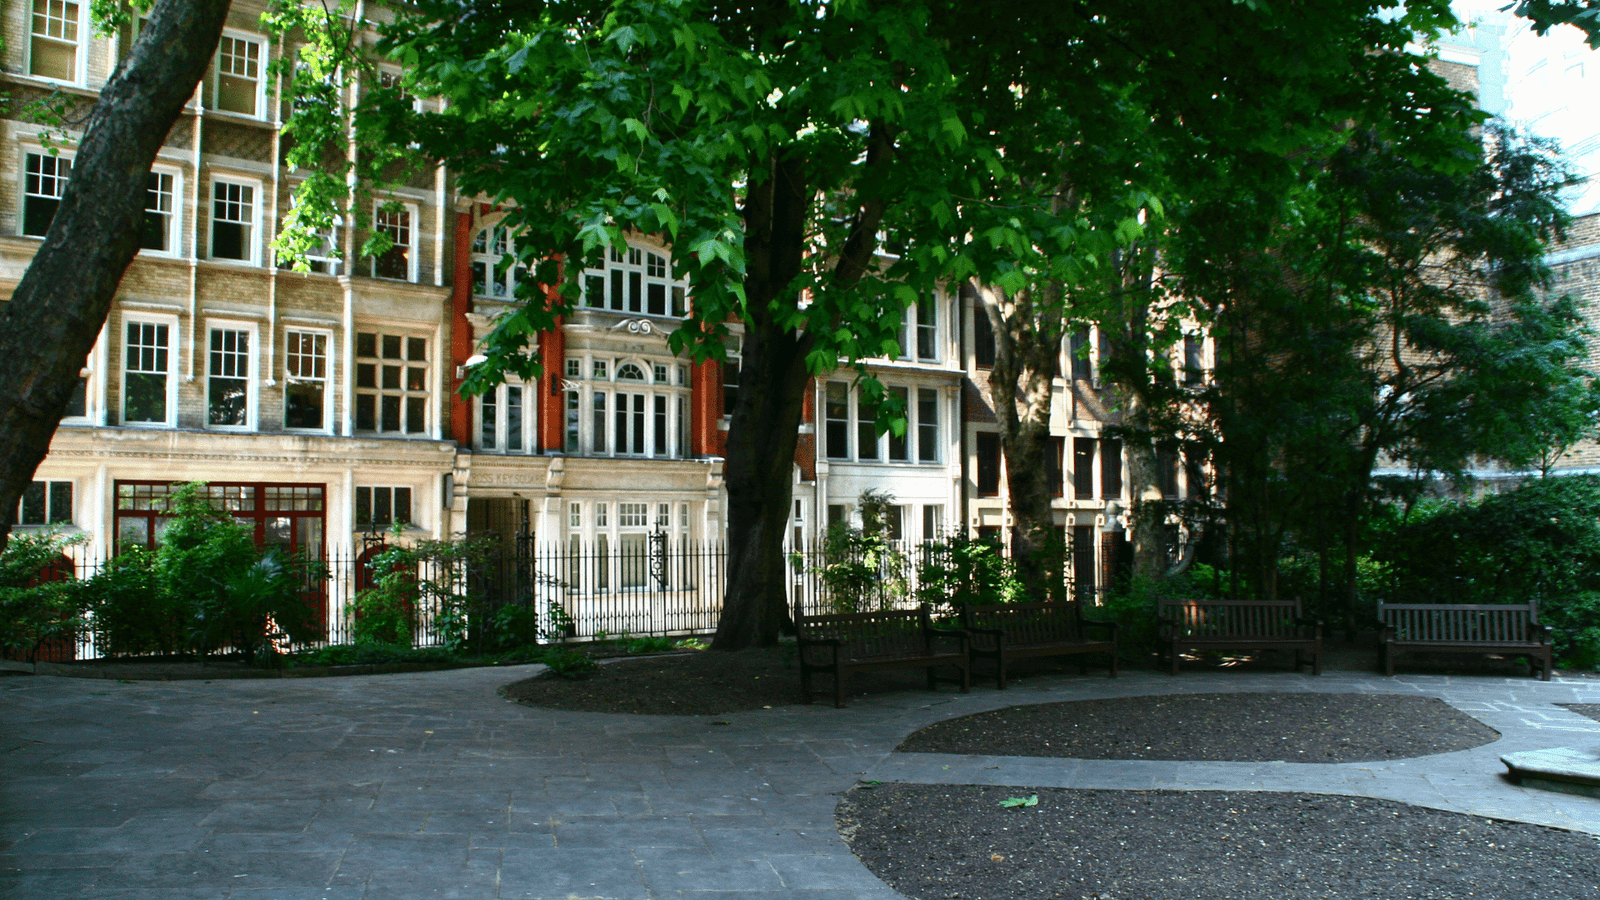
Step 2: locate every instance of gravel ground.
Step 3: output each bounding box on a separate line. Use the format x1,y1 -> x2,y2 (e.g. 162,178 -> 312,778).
1559,703 -> 1600,723
839,785 -> 1600,900
897,692 -> 1501,763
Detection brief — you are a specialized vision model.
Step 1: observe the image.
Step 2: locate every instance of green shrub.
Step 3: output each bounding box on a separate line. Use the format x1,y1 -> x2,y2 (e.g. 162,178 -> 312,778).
915,533 -> 1023,613
80,483 -> 323,663
0,528 -> 86,659
1373,475 -> 1600,669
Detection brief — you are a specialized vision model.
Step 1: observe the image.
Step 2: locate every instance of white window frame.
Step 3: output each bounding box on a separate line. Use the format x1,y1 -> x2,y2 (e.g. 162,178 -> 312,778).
27,0 -> 85,85
204,320 -> 259,431
896,291 -> 943,362
140,167 -> 183,258
580,240 -> 686,317
121,313 -> 178,428
353,329 -> 431,436
471,220 -> 525,300
371,201 -> 418,282
477,380 -> 532,454
576,357 -> 689,459
283,329 -> 332,433
209,177 -> 262,265
212,31 -> 267,119
824,381 -> 941,463
20,148 -> 72,238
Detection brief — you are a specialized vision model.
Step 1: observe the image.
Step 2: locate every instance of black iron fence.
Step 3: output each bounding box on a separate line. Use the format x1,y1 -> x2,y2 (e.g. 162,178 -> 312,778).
21,535 -> 1076,662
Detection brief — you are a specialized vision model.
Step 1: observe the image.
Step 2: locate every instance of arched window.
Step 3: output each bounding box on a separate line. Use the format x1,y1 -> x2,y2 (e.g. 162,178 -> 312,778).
567,355 -> 690,459
582,243 -> 685,316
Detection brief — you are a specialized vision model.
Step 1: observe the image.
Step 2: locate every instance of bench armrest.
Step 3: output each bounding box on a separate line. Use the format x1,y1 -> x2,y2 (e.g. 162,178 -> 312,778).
927,628 -> 969,651
1531,622 -> 1554,644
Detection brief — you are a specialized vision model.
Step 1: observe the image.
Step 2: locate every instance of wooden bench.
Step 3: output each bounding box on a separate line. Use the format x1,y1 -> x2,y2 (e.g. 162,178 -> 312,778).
959,601 -> 1118,688
795,604 -> 970,708
1157,598 -> 1322,676
1378,602 -> 1553,681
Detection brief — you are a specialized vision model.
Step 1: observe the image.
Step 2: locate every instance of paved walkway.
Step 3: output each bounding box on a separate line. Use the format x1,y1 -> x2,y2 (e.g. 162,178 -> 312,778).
4,663 -> 1600,899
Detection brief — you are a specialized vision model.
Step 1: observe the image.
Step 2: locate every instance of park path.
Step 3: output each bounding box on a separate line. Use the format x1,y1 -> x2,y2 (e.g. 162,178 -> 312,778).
4,662 -> 1600,899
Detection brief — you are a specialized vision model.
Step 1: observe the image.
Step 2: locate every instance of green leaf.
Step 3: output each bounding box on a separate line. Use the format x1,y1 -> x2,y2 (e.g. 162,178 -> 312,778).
999,795 -> 1038,808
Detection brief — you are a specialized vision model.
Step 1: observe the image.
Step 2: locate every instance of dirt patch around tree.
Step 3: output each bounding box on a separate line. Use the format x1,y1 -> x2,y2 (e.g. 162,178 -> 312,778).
896,692 -> 1500,763
839,785 -> 1600,900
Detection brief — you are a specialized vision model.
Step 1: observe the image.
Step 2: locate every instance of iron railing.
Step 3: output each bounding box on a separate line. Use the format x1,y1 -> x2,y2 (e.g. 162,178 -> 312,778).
14,536 -> 1080,662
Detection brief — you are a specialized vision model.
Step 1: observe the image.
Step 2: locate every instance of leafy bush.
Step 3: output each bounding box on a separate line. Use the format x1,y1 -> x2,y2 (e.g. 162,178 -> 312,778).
0,528 -> 86,660
1372,475 -> 1600,667
915,533 -> 1023,612
81,483 -> 322,663
813,523 -> 910,613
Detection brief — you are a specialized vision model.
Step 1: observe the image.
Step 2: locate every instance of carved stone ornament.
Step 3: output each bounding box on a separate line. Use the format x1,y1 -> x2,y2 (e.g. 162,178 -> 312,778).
611,318 -> 656,335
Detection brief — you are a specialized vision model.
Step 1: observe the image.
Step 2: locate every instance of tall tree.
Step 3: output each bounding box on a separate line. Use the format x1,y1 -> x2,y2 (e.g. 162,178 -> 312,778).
1171,123 -> 1594,622
0,0 -> 233,550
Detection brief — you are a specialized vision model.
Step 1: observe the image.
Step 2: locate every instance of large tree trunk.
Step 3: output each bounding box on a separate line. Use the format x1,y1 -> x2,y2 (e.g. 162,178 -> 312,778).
712,151 -> 812,650
978,280 -> 1065,597
712,122 -> 891,649
0,0 -> 232,549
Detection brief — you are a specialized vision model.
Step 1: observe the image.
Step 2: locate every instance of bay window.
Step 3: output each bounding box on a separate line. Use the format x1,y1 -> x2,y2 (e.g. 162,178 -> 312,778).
284,330 -> 330,431
354,331 -> 429,436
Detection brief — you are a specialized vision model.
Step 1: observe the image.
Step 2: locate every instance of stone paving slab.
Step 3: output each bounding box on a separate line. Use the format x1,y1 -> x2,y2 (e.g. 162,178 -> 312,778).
6,664 -> 1600,898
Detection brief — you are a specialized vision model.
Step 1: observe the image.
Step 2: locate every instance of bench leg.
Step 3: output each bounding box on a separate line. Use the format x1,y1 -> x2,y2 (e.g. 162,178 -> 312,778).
996,656 -> 1008,690
1108,648 -> 1118,678
1168,643 -> 1180,676
833,660 -> 846,709
800,663 -> 815,704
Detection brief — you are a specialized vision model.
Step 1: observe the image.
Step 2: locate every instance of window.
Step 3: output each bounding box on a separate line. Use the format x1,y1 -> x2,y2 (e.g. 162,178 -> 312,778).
372,204 -> 415,281
479,382 -> 528,453
115,481 -> 325,554
284,331 -> 329,430
215,34 -> 264,117
916,294 -> 938,361
22,152 -> 70,237
210,180 -> 257,262
355,486 -> 412,529
887,386 -> 909,461
722,342 -> 741,416
18,480 -> 72,526
565,358 -> 581,378
123,320 -> 172,425
917,388 -> 940,463
572,359 -> 689,458
29,0 -> 81,82
63,361 -> 89,421
976,432 -> 1001,497
354,332 -> 429,435
1183,334 -> 1205,385
825,382 -> 849,459
1046,437 -> 1064,499
857,391 -> 879,461
973,305 -> 995,368
582,243 -> 685,316
1158,443 -> 1180,499
207,326 -> 253,428
142,171 -> 178,254
1073,438 -> 1095,500
568,502 -> 581,529
565,390 -> 581,452
471,223 -> 525,299
825,381 -> 938,463
921,504 -> 943,543
1100,438 -> 1123,499
1070,328 -> 1092,382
